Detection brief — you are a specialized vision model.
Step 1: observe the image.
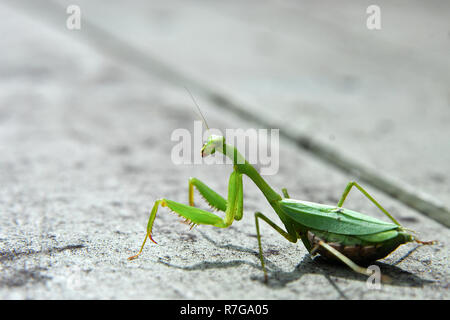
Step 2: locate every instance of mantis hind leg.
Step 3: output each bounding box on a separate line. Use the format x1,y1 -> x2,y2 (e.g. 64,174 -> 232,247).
311,240 -> 391,283
337,181 -> 401,225
254,212 -> 297,282
338,181 -> 436,245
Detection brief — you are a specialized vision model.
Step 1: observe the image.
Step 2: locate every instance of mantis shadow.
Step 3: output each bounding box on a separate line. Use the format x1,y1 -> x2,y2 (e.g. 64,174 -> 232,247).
158,230 -> 434,295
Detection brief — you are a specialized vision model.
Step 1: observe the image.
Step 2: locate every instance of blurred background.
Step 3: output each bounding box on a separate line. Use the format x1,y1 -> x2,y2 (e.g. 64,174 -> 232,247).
0,0 -> 449,299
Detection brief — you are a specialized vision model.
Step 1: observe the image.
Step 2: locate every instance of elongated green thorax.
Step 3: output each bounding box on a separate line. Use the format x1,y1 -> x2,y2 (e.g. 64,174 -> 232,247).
218,143 -> 298,238
220,143 -> 281,204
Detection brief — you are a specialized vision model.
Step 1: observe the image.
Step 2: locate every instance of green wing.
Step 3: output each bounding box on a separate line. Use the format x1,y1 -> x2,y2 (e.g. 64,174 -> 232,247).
280,199 -> 399,236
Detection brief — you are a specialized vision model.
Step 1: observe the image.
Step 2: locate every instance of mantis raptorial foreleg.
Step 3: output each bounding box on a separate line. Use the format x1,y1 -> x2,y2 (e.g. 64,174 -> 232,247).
128,170 -> 244,260
254,211 -> 297,281
189,174 -> 243,219
189,177 -> 227,211
337,181 -> 400,225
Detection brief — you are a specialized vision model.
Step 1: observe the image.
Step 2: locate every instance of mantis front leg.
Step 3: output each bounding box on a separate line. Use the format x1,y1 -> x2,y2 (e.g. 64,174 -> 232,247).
128,170 -> 244,260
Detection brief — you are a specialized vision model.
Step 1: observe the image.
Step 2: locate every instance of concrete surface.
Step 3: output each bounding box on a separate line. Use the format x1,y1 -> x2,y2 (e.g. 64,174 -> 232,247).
51,0 -> 450,212
0,1 -> 448,299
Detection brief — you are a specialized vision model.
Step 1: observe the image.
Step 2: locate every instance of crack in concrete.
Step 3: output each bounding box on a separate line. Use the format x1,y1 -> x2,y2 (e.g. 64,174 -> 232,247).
5,0 -> 448,227
0,244 -> 86,263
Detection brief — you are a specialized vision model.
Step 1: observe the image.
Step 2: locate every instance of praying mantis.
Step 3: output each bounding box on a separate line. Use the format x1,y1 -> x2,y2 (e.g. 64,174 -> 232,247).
128,99 -> 435,283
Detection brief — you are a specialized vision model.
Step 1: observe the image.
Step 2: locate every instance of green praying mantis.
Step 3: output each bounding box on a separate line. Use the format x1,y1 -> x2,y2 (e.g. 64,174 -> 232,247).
128,99 -> 435,283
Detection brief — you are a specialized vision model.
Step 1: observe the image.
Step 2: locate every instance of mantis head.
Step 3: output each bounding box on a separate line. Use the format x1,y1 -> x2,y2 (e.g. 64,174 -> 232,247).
201,135 -> 225,157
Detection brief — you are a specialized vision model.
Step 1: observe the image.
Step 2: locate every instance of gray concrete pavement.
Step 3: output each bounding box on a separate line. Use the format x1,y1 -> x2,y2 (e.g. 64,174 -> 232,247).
0,1 -> 448,299
11,0 -> 449,224
46,0 -> 450,212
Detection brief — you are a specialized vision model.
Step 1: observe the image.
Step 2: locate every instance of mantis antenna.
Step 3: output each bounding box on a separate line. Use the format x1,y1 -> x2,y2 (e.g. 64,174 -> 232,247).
184,86 -> 210,131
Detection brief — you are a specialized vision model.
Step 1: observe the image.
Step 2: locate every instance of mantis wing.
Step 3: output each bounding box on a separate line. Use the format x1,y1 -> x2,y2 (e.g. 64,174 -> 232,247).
280,199 -> 399,236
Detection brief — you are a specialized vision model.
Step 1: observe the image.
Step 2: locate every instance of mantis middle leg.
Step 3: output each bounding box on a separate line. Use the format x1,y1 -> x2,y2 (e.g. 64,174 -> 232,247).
254,211 -> 297,282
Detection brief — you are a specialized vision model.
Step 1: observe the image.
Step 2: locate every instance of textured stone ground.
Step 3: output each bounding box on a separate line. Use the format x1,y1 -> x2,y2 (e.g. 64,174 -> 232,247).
0,1 -> 448,299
